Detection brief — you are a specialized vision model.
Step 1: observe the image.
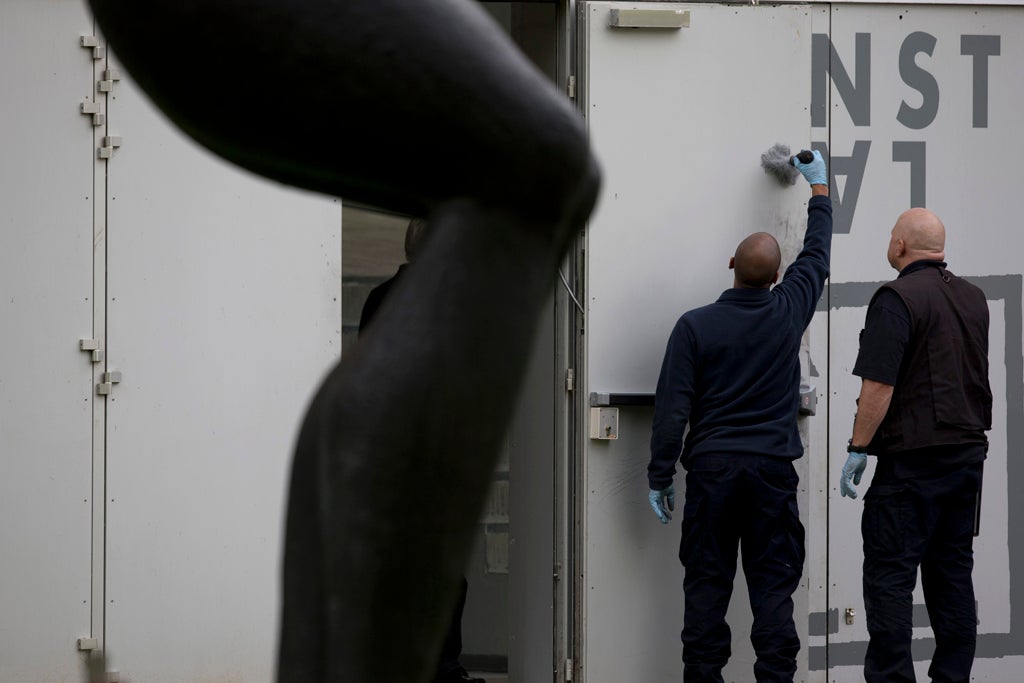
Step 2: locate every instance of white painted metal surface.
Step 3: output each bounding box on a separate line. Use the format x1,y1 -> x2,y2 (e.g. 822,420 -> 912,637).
580,3 -> 815,680
580,1 -> 1024,681
822,4 -> 1024,678
99,58 -> 341,681
0,2 -> 96,680
812,0 -> 1024,5
8,2 -> 1024,681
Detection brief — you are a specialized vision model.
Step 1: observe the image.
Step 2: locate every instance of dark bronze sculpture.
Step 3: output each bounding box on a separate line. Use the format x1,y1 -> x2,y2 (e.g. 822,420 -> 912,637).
85,1 -> 600,681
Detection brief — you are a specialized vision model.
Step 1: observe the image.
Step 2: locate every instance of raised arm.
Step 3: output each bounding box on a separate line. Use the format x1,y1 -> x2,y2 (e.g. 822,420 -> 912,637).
775,150 -> 833,324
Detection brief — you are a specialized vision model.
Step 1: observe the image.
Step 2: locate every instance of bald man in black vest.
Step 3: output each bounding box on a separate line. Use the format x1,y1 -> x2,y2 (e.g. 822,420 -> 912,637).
842,207 -> 991,683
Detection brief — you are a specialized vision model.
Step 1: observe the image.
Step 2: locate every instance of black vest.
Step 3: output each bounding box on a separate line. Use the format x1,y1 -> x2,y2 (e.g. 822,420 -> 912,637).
869,264 -> 992,455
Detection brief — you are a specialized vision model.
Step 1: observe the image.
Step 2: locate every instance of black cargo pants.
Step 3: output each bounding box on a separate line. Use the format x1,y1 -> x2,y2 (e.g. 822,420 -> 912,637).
862,459 -> 983,683
679,454 -> 805,683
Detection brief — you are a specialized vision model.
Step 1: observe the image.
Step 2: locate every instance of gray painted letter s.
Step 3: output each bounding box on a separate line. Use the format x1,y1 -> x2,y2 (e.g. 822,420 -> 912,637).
897,32 -> 940,130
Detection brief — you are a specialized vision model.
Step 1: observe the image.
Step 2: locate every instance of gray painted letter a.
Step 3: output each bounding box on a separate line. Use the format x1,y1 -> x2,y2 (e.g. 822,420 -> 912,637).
814,141 -> 871,235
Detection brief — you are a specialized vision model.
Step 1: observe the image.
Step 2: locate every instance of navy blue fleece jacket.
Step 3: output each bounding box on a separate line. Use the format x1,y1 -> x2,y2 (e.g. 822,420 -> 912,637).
648,195 -> 832,490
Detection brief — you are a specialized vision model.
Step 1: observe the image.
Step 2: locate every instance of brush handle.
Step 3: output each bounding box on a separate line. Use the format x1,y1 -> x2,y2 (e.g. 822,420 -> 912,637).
791,150 -> 815,165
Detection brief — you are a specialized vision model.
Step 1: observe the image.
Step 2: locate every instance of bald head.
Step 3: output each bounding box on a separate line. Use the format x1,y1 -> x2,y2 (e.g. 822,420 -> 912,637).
888,208 -> 945,270
730,232 -> 781,289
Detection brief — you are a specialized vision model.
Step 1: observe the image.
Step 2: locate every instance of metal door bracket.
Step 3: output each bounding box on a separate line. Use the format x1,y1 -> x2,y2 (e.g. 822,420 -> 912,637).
98,68 -> 123,93
97,371 -> 121,396
98,136 -> 122,159
80,338 -> 103,363
79,35 -> 106,60
80,100 -> 105,127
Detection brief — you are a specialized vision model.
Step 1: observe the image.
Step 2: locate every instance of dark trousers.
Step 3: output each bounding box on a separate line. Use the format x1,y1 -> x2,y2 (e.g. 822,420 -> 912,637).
862,460 -> 983,683
434,576 -> 470,679
679,455 -> 805,683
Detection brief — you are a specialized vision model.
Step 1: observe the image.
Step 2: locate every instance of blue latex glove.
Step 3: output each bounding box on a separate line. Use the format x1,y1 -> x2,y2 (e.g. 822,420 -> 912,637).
793,149 -> 828,186
840,452 -> 868,499
648,485 -> 675,524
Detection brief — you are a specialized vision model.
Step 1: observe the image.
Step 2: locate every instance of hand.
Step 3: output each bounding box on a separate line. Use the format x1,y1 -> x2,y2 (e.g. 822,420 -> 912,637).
648,485 -> 675,524
793,149 -> 828,186
839,452 -> 868,499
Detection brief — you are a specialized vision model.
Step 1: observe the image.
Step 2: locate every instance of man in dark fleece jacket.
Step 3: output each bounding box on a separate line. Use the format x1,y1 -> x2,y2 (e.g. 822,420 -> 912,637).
647,150 -> 831,683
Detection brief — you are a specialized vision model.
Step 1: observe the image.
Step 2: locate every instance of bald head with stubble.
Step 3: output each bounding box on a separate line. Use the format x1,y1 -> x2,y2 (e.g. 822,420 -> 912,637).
731,232 -> 782,289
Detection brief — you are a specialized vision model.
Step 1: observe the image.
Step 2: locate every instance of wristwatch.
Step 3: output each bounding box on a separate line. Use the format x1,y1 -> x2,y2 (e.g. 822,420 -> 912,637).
847,439 -> 868,453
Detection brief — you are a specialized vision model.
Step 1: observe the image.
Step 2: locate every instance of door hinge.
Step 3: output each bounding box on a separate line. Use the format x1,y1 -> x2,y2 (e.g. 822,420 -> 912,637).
565,659 -> 574,681
80,35 -> 106,60
79,338 -> 103,363
80,99 -> 105,127
567,75 -> 576,100
566,368 -> 575,392
96,371 -> 122,396
98,67 -> 122,93
98,135 -> 123,159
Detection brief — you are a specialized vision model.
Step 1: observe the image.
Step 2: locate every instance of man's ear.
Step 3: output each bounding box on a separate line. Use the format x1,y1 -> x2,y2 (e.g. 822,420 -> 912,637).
771,271 -> 780,285
728,257 -> 735,270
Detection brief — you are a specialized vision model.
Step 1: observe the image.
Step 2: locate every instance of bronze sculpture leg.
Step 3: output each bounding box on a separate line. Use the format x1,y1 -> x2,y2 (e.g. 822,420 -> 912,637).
86,1 -> 600,681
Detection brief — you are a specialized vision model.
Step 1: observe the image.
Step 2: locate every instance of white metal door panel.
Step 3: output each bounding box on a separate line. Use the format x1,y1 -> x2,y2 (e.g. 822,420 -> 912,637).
823,4 -> 1024,678
0,2 -> 96,680
508,310 -> 556,683
102,64 -> 341,681
580,3 -> 816,680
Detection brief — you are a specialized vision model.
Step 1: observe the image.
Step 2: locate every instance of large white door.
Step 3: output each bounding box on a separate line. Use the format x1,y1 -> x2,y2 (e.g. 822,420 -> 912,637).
1,5 -> 341,680
0,2 -> 97,680
579,3 -> 819,681
99,55 -> 341,682
822,5 -> 1024,680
